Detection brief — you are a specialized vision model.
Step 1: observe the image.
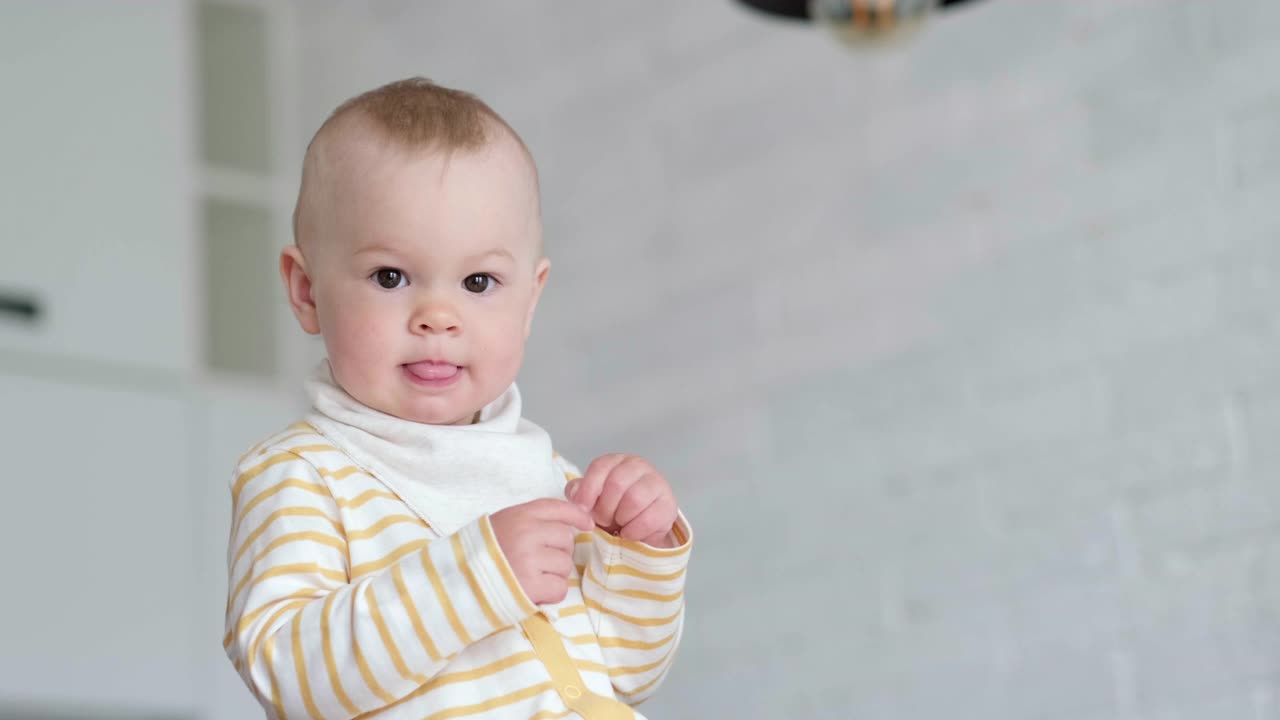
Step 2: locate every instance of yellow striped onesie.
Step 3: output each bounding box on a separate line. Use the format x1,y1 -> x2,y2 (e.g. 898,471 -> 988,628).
224,413 -> 692,719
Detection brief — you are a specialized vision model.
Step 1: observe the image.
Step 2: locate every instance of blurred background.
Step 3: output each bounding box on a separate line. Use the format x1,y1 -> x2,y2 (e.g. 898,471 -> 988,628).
3,0 -> 1280,718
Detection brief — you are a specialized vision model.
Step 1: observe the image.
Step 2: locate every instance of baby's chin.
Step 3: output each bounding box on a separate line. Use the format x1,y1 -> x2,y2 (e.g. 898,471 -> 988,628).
334,374 -> 492,426
387,404 -> 483,426
343,386 -> 480,425
346,373 -> 512,426
402,390 -> 511,426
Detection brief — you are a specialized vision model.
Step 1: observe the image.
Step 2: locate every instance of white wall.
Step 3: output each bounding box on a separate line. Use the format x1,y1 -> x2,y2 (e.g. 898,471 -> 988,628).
293,1 -> 1280,719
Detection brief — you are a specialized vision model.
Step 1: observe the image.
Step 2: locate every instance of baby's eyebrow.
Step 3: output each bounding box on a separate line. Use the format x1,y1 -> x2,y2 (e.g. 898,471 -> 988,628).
352,244 -> 401,257
467,248 -> 515,262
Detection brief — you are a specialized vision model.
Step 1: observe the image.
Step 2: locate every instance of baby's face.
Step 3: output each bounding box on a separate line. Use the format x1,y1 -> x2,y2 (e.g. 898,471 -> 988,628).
305,133 -> 547,425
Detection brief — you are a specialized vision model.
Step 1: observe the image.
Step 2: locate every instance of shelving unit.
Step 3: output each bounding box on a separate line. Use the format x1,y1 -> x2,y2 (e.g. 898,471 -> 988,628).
0,2 -> 314,716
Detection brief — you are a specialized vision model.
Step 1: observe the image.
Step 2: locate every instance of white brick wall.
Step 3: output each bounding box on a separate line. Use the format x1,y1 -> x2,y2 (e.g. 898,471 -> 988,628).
294,1 -> 1280,717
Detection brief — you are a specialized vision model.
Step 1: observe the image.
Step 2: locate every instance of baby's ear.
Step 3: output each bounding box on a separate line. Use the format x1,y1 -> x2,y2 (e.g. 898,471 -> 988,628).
525,258 -> 551,338
280,246 -> 321,335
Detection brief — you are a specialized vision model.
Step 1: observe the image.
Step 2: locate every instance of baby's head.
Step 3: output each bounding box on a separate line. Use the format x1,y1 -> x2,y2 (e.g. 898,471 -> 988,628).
281,77 -> 549,426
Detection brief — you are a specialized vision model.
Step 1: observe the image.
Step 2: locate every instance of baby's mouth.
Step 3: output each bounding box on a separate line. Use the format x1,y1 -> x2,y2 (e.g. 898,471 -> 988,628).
403,360 -> 462,382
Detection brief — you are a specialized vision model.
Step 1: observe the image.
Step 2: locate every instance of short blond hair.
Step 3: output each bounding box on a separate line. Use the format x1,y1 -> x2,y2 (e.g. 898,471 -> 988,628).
293,77 -> 537,246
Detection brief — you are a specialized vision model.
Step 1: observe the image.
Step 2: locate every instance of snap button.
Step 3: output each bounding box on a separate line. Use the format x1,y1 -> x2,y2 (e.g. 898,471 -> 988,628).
564,685 -> 582,699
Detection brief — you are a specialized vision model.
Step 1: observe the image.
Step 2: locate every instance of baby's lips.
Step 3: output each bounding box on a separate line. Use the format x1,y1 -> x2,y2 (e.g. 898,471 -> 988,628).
403,360 -> 461,381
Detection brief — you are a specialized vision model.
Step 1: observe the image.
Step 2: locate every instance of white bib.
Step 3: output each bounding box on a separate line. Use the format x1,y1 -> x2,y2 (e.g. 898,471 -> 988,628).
303,362 -> 568,536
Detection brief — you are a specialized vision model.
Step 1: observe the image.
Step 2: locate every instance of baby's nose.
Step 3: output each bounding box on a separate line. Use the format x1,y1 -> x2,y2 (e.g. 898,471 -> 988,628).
413,302 -> 460,333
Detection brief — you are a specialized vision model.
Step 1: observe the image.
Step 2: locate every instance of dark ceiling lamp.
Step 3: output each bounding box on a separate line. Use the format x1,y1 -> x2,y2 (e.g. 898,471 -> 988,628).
736,0 -> 989,46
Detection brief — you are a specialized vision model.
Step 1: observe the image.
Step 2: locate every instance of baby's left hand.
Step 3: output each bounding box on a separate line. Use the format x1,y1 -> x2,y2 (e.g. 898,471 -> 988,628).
565,454 -> 679,548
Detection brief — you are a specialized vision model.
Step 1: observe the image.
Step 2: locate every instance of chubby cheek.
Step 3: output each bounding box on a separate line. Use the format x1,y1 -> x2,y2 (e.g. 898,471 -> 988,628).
320,300 -> 399,395
472,316 -> 527,385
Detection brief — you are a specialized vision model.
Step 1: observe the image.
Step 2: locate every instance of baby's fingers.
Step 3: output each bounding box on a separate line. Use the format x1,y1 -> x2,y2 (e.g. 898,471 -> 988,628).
522,497 -> 593,532
537,549 -> 576,579
614,476 -> 662,529
566,453 -> 626,514
619,497 -> 677,545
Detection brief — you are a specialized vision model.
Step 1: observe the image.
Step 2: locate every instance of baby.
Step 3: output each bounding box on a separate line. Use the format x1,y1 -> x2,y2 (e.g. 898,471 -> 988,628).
224,77 -> 692,719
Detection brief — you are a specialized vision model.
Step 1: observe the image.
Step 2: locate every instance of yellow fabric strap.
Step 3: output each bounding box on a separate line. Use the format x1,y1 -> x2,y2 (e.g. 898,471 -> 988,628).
520,615 -> 635,720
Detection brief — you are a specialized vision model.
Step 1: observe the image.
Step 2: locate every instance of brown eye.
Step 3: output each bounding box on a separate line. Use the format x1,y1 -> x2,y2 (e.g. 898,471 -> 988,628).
374,268 -> 404,289
463,274 -> 492,294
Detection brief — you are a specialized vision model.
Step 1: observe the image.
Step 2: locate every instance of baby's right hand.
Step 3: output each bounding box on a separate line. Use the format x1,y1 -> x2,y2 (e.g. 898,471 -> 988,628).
489,498 -> 594,605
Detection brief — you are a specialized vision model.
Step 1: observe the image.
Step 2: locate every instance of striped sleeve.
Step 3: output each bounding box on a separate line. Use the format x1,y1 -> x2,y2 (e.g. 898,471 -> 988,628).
225,447 -> 537,719
554,455 -> 693,705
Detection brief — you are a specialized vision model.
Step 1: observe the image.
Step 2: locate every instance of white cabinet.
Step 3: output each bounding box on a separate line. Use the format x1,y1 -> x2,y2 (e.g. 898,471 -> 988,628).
0,2 -> 310,715
0,373 -> 195,714
0,2 -> 194,373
